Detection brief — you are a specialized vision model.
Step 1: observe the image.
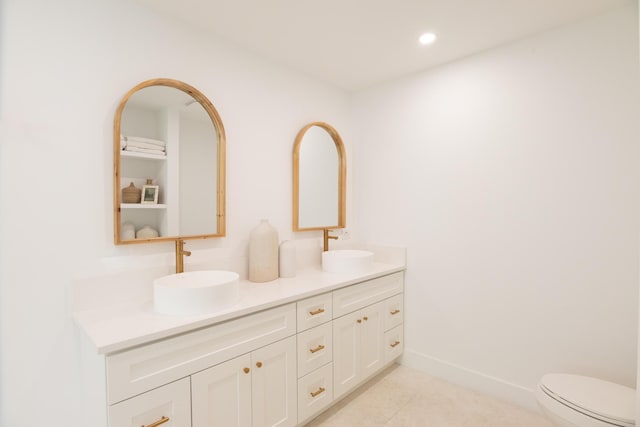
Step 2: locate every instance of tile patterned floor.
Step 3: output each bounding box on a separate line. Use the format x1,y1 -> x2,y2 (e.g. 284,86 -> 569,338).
304,364 -> 553,427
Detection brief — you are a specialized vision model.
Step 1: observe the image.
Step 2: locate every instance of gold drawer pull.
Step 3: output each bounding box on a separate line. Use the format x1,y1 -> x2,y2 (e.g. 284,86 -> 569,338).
309,344 -> 325,354
390,340 -> 401,348
143,416 -> 170,427
243,367 -> 250,374
310,387 -> 326,398
309,308 -> 325,316
256,361 -> 263,368
390,309 -> 400,315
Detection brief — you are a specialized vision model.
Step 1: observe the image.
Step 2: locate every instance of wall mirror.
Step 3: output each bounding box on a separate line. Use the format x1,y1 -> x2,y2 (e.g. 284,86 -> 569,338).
114,78 -> 226,244
293,122 -> 346,231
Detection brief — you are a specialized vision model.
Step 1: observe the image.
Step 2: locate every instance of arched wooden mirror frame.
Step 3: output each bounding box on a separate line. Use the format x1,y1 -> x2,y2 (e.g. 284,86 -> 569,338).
114,78 -> 226,244
293,121 -> 346,231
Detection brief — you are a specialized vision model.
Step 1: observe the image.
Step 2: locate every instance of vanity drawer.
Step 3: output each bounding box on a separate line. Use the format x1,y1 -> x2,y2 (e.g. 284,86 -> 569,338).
383,294 -> 404,331
107,303 -> 296,404
297,322 -> 333,378
384,325 -> 404,364
297,363 -> 333,425
297,292 -> 333,332
108,377 -> 191,427
333,272 -> 404,318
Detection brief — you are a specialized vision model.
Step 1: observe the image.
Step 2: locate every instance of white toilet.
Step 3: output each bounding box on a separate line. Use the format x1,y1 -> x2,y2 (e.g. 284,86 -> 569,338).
535,373 -> 635,427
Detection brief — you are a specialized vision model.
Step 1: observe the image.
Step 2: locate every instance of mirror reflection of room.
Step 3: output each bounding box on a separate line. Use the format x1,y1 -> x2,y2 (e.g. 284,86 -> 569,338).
114,79 -> 226,244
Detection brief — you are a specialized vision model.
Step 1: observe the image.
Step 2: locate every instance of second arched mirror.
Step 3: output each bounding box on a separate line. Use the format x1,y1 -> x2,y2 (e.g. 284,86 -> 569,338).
114,78 -> 226,244
293,122 -> 346,231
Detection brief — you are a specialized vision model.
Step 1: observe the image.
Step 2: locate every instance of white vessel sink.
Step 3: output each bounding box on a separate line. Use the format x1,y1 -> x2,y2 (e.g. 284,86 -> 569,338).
322,249 -> 374,274
153,270 -> 240,316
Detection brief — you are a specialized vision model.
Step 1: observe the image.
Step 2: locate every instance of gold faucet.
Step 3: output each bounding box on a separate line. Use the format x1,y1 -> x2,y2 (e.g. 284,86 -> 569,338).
323,229 -> 338,252
175,239 -> 191,273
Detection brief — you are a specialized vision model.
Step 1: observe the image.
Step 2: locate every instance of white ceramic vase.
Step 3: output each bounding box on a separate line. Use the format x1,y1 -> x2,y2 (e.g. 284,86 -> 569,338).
279,240 -> 296,278
249,219 -> 279,282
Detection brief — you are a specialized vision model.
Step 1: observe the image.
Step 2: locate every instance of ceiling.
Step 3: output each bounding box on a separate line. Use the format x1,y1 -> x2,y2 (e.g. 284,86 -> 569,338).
137,0 -> 631,92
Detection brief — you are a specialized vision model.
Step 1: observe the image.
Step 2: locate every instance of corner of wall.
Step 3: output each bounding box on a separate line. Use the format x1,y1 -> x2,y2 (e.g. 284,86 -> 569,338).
400,349 -> 541,413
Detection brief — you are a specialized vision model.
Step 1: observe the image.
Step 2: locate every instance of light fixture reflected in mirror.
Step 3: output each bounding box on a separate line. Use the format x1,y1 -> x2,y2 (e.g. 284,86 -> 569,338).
293,122 -> 346,231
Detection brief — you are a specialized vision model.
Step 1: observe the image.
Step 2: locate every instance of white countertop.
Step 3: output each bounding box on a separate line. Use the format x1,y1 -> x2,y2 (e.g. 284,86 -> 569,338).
74,263 -> 405,355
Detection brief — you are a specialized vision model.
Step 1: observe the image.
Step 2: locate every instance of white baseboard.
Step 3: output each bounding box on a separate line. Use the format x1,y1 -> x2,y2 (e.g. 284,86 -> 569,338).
400,349 -> 541,413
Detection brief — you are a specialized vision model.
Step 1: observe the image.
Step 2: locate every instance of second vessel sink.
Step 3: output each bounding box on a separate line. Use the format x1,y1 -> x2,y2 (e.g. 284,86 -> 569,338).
154,270 -> 240,316
322,249 -> 374,274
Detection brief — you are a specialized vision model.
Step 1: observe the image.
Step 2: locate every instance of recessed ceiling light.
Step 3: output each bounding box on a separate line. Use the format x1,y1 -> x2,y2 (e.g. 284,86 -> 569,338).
419,33 -> 437,45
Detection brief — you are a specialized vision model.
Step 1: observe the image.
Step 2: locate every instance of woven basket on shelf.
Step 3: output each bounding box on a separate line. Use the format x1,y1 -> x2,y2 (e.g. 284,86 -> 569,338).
122,182 -> 142,203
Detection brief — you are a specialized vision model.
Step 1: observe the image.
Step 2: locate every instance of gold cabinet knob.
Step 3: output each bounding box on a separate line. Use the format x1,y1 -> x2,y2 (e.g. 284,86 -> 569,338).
256,361 -> 263,368
243,367 -> 250,374
363,316 -> 368,321
357,319 -> 362,324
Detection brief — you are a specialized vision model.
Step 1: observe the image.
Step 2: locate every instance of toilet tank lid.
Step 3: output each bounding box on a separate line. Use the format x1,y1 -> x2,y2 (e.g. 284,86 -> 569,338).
540,374 -> 635,425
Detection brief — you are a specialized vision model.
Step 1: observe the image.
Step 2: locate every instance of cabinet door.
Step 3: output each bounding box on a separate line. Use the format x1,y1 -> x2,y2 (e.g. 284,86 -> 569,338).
251,336 -> 297,427
108,377 -> 191,427
332,310 -> 361,400
359,300 -> 385,380
191,354 -> 252,427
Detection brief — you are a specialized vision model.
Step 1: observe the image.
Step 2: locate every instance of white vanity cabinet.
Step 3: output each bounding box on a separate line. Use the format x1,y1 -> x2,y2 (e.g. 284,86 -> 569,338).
251,336 -> 298,427
297,272 -> 405,423
192,353 -> 252,427
333,300 -> 386,399
191,336 -> 297,427
85,270 -> 405,427
331,272 -> 404,401
105,303 -> 297,427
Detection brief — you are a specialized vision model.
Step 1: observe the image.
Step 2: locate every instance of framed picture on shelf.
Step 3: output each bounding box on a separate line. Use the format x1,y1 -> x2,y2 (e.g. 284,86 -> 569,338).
141,185 -> 159,204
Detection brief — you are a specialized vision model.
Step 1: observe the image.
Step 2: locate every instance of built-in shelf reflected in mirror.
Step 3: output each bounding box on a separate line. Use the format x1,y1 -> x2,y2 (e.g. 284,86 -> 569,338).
293,122 -> 346,231
114,78 -> 226,244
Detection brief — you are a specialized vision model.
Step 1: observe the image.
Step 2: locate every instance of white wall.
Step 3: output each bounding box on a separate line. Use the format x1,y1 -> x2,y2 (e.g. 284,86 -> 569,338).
0,0 -> 351,425
352,3 -> 640,409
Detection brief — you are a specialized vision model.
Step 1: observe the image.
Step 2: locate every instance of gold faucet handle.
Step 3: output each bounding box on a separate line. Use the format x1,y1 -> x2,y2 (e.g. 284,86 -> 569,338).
175,239 -> 191,274
323,229 -> 339,251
